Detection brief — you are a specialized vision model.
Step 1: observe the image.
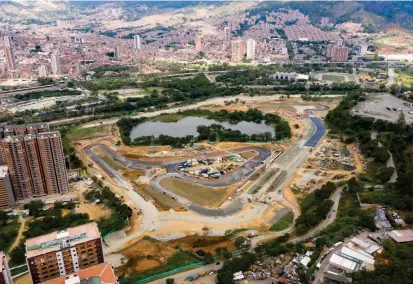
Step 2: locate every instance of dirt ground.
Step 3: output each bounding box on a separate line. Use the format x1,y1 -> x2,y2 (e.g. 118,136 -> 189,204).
135,183 -> 184,211
77,203 -> 112,221
13,273 -> 30,284
117,235 -> 235,276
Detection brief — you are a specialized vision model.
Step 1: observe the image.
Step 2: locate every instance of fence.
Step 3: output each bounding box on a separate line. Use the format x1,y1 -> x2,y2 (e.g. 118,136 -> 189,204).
133,249 -> 242,284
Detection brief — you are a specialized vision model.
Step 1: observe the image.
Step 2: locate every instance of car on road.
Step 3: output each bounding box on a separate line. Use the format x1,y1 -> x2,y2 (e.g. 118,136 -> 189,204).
216,262 -> 221,265
328,214 -> 332,218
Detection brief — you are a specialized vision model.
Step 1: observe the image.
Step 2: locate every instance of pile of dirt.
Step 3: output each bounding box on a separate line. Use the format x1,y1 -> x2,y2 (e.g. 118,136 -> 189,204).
167,235 -> 236,255
118,239 -> 177,275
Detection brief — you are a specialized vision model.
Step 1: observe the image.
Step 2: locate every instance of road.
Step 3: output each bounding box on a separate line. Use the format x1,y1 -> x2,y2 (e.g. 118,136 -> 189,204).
387,68 -> 395,87
49,94 -> 337,128
147,263 -> 224,284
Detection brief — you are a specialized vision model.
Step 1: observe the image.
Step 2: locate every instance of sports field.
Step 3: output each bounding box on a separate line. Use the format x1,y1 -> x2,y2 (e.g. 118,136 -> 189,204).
322,74 -> 346,82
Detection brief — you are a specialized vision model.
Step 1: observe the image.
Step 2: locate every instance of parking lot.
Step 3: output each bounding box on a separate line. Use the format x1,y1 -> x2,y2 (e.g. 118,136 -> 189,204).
352,93 -> 413,123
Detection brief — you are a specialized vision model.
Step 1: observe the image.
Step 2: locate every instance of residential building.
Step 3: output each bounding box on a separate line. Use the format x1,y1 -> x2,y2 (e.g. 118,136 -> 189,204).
195,36 -> 202,53
231,39 -> 245,62
3,123 -> 49,137
0,124 -> 68,201
37,132 -> 69,195
246,38 -> 256,60
51,52 -> 60,75
0,166 -> 15,208
114,45 -> 120,61
24,135 -> 47,197
2,135 -> 34,201
0,251 -> 13,284
326,44 -> 349,62
3,36 -> 11,48
4,47 -> 16,71
38,65 -> 48,77
26,223 -> 104,284
40,262 -> 118,284
133,35 -> 141,52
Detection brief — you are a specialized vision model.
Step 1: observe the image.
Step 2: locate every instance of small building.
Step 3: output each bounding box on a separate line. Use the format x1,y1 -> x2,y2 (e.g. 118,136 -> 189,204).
388,230 -> 413,243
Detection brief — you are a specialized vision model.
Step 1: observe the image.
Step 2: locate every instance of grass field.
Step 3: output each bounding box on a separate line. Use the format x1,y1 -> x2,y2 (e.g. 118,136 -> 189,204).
0,216 -> 20,253
153,113 -> 184,123
270,211 -> 294,231
239,150 -> 257,160
93,147 -> 125,171
160,178 -> 230,206
397,73 -> 413,86
66,125 -> 108,141
322,74 -> 346,82
119,251 -> 201,284
138,184 -> 182,211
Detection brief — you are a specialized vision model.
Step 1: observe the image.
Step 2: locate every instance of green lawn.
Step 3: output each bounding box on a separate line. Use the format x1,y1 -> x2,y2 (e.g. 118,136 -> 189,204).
66,125 -> 108,141
0,216 -> 20,253
153,114 -> 184,123
160,178 -> 230,206
270,211 -> 294,231
120,251 -> 201,283
322,74 -> 346,82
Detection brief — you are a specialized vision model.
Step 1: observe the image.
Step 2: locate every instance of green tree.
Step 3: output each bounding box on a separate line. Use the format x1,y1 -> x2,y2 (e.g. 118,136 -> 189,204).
235,236 -> 246,248
204,252 -> 214,264
166,278 -> 174,284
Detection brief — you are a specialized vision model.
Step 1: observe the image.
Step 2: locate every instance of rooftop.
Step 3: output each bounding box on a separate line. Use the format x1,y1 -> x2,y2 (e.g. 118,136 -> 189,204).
25,222 -> 100,258
40,262 -> 118,284
329,253 -> 360,272
0,166 -> 8,178
389,229 -> 413,243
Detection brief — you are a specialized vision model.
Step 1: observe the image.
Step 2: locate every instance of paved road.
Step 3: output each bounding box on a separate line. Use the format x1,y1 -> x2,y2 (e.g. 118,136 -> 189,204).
387,68 -> 395,87
147,262 -> 223,284
50,94 -> 336,128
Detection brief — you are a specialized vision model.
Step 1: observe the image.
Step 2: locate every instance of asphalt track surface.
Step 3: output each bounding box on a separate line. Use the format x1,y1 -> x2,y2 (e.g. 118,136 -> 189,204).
304,116 -> 326,147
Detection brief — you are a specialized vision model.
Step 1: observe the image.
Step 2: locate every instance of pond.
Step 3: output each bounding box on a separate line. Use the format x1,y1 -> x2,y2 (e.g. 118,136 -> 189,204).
130,116 -> 274,139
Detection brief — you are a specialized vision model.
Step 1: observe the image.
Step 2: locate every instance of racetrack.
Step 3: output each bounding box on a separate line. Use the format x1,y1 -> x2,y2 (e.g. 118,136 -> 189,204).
84,102 -> 329,219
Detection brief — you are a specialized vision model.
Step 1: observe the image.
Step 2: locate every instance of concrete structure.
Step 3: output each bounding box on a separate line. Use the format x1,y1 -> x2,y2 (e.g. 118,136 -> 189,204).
270,72 -> 309,81
133,35 -> 141,52
51,52 -> 60,75
231,39 -> 245,62
195,36 -> 202,53
326,45 -> 349,62
40,262 -> 118,284
380,53 -> 413,63
0,166 -> 14,208
25,223 -> 104,284
0,251 -> 13,284
246,38 -> 256,60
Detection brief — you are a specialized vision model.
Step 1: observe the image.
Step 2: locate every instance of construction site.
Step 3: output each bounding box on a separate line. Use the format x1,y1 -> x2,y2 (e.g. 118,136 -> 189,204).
59,95 -> 362,279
